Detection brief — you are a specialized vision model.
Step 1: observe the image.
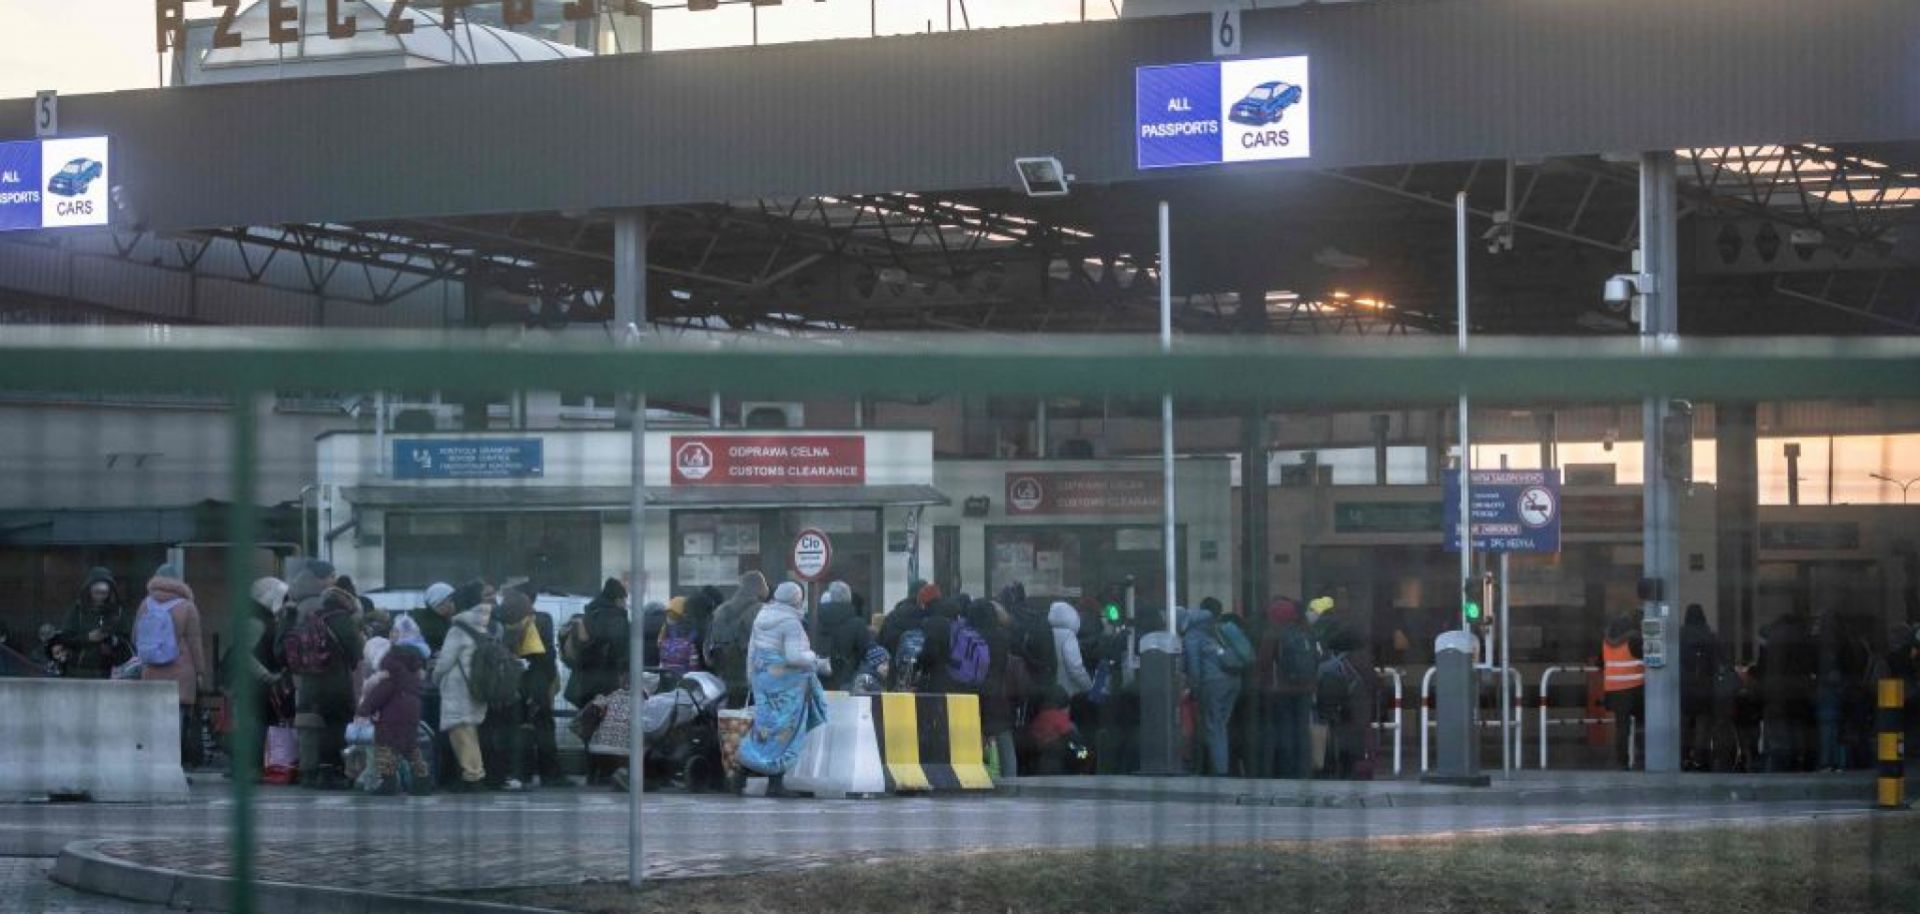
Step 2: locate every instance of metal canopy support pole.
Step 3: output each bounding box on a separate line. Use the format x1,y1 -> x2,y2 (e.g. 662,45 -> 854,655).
710,391 -> 723,429
1241,402 -> 1269,621
225,392 -> 260,914
1160,200 -> 1178,636
615,209 -> 649,886
1456,192 -> 1473,633
1639,151 -> 1682,774
1138,200 -> 1182,776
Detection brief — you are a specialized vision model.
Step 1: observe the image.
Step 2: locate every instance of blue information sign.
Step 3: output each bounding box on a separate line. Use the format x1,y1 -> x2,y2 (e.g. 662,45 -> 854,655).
0,136 -> 111,233
1443,469 -> 1561,553
393,439 -> 544,480
1135,56 -> 1312,170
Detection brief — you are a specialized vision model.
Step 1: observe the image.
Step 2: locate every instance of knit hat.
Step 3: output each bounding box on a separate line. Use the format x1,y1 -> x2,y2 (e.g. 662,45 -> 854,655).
666,596 -> 687,621
423,582 -> 455,610
773,581 -> 805,609
305,559 -> 336,581
249,577 -> 288,612
598,577 -> 628,604
824,581 -> 852,605
1308,596 -> 1335,616
496,590 -> 533,627
916,581 -> 942,607
1200,596 -> 1225,616
390,615 -> 431,658
153,563 -> 182,581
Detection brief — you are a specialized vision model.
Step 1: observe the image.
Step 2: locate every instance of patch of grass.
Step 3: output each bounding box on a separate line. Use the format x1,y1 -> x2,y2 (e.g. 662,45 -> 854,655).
474,816 -> 1920,914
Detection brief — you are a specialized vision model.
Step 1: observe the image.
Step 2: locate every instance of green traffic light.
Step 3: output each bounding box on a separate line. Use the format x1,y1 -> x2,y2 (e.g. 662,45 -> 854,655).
1464,599 -> 1484,623
1104,603 -> 1122,623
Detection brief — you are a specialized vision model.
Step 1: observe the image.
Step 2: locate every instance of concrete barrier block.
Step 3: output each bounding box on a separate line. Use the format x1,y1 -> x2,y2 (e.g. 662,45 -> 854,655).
0,679 -> 190,803
788,693 -> 889,798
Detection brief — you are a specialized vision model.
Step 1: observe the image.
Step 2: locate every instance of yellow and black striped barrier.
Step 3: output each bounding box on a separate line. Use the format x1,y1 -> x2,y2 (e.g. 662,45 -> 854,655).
871,693 -> 994,793
1878,678 -> 1906,810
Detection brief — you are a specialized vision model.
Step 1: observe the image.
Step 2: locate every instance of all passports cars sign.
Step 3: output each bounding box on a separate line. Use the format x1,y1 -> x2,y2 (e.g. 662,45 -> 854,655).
0,137 -> 111,233
671,435 -> 866,487
1136,56 -> 1311,170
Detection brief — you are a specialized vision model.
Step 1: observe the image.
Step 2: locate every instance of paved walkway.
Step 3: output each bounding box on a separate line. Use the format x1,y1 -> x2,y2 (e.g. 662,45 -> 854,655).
0,859 -> 164,914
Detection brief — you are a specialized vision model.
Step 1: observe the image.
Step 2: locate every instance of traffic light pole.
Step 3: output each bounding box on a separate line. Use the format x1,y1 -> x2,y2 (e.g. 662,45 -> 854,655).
1455,193 -> 1473,634
1499,551 -> 1512,777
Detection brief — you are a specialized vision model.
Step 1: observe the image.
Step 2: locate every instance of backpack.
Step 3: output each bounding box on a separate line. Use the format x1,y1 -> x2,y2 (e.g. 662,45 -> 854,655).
134,598 -> 182,667
1088,658 -> 1115,706
1216,622 -> 1253,674
558,615 -> 591,669
455,621 -> 523,708
1315,654 -> 1360,725
660,623 -> 700,674
947,619 -> 990,688
705,607 -> 751,679
893,628 -> 928,691
1274,628 -> 1318,694
281,606 -> 346,676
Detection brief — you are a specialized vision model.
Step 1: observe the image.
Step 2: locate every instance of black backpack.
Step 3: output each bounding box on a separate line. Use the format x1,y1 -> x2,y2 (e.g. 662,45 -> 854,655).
454,621 -> 522,708
1315,654 -> 1359,725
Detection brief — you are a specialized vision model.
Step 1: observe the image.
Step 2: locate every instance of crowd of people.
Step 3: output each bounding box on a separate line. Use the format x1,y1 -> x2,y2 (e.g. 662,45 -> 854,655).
1601,603 -> 1920,773
9,560 -> 1918,791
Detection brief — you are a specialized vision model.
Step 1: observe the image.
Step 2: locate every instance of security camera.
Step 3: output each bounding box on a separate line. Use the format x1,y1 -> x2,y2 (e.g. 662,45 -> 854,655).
1014,157 -> 1071,198
1602,272 -> 1655,312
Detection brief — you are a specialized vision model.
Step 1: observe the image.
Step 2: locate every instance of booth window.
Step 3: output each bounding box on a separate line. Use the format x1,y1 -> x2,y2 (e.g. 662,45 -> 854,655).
987,524 -> 1187,609
671,508 -> 882,606
385,511 -> 600,594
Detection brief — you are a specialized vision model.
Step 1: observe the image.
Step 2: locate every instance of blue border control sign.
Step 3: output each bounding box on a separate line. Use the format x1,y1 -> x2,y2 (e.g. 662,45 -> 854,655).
394,439 -> 544,480
1443,469 -> 1562,553
1136,56 -> 1311,170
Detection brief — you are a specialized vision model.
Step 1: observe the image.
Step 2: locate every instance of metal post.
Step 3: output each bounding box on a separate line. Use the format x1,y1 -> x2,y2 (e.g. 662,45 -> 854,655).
710,391 -> 722,429
374,391 -> 388,477
225,392 -> 261,914
614,209 -> 648,886
1456,192 -> 1473,633
1500,551 -> 1512,777
1160,199 -> 1177,633
1036,399 -> 1048,458
1639,150 -> 1682,774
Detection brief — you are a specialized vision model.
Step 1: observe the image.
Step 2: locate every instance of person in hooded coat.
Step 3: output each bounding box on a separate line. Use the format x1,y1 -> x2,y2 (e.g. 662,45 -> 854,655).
736,581 -> 829,797
358,640 -> 431,796
223,577 -> 288,780
1254,599 -> 1317,779
434,601 -> 496,789
705,571 -> 770,709
816,581 -> 871,692
285,574 -> 365,790
137,564 -> 210,769
60,567 -> 132,679
1048,601 -> 1094,701
1181,607 -> 1241,777
565,578 -> 631,711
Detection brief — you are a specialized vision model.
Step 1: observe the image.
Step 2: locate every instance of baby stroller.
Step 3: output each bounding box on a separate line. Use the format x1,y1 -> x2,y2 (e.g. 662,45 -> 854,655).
641,671 -> 726,791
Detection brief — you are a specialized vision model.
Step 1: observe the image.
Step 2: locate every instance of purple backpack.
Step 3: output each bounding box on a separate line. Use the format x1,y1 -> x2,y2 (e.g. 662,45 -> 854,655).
947,619 -> 990,689
659,622 -> 701,674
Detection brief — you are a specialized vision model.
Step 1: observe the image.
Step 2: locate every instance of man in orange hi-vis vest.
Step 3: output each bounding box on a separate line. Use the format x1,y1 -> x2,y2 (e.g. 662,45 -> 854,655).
1602,614 -> 1646,771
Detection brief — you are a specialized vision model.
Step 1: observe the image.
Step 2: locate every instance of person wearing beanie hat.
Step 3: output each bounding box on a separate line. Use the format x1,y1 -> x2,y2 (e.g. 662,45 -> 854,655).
704,571 -> 771,711
305,559 -> 337,585
565,574 -> 635,749
138,563 -> 209,770
250,577 -> 289,614
917,581 -> 942,608
288,571 -> 366,790
816,581 -> 871,692
413,582 -> 458,656
737,579 -> 830,797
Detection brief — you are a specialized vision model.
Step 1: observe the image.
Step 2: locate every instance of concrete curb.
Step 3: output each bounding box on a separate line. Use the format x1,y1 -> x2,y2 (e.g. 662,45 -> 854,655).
999,779 -> 1877,810
52,840 -> 569,914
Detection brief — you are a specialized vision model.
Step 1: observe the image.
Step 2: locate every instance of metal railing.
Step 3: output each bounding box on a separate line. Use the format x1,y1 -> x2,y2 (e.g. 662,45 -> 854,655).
1537,664 -> 1605,770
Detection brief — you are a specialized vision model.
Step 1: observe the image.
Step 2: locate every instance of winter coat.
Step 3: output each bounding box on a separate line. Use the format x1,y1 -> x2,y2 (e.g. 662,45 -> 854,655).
1757,615 -> 1817,718
817,594 -> 871,691
640,602 -> 667,669
972,602 -> 1017,735
1679,607 -> 1721,708
138,575 -> 209,706
1181,609 -> 1236,699
519,612 -> 560,717
1049,602 -> 1094,698
287,584 -> 364,719
879,601 -> 928,659
1254,600 -> 1316,696
706,571 -> 769,695
748,601 -> 822,674
60,567 -> 131,678
434,606 -> 494,730
359,646 -> 425,752
564,595 -> 630,709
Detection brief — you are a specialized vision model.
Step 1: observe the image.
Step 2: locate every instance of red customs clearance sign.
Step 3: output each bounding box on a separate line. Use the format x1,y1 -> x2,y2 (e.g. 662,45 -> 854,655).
671,435 -> 866,486
1005,471 -> 1163,516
